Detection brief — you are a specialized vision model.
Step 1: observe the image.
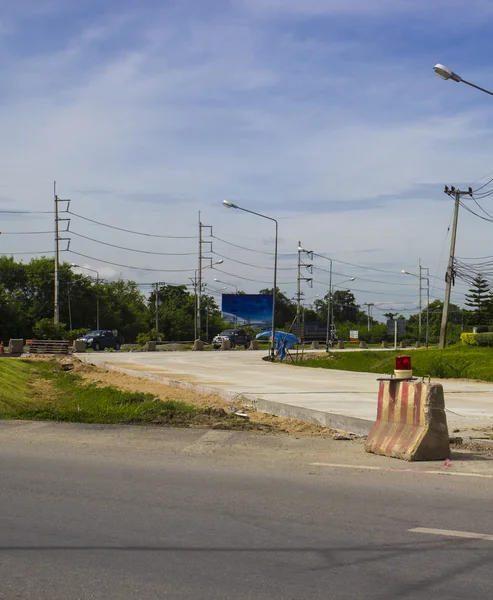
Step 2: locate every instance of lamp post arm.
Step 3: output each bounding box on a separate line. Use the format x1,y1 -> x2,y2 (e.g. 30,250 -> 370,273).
461,78 -> 493,98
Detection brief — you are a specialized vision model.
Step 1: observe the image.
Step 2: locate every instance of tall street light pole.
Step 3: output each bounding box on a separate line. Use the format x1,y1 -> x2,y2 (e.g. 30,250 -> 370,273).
326,272 -> 355,350
402,268 -> 430,347
223,200 -> 278,362
433,63 -> 490,347
71,264 -> 100,330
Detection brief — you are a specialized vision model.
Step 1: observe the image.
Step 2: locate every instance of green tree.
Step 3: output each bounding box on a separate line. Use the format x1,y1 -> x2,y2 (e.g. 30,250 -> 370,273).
465,275 -> 490,325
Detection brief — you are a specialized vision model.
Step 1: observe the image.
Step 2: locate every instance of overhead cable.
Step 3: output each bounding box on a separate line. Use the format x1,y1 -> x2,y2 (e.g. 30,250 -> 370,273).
69,250 -> 196,273
70,231 -> 197,256
68,210 -> 197,239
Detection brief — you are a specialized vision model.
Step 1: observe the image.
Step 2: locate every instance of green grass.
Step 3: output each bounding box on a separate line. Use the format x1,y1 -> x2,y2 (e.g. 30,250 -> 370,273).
299,345 -> 493,382
0,360 -> 205,425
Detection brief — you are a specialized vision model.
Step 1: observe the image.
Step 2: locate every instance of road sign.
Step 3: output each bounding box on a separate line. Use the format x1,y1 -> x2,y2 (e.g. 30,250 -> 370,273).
387,319 -> 406,336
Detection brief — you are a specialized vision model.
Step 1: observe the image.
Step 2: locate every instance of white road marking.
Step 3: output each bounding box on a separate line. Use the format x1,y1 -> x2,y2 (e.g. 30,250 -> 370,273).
310,462 -> 493,479
410,527 -> 493,541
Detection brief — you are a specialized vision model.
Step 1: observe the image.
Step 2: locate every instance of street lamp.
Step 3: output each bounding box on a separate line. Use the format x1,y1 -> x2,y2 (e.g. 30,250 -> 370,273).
71,263 -> 100,330
433,65 -> 493,348
402,267 -> 430,347
325,264 -> 355,350
223,199 -> 278,361
433,64 -> 493,97
213,278 -> 238,293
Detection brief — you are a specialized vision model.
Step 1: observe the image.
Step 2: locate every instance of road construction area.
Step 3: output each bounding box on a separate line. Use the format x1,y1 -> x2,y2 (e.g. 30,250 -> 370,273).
79,350 -> 493,437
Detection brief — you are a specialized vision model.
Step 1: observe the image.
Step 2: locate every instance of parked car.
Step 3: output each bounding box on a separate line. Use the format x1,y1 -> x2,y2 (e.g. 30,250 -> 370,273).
212,329 -> 251,350
77,330 -> 124,351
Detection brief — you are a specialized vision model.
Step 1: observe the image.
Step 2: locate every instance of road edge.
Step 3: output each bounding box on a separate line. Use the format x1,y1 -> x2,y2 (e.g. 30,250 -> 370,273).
78,357 -> 374,435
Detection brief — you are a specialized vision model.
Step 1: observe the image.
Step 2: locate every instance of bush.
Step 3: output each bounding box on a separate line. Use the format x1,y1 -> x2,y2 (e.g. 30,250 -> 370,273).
136,329 -> 164,346
461,332 -> 478,346
33,318 -> 68,340
475,333 -> 493,347
476,325 -> 489,333
67,328 -> 90,342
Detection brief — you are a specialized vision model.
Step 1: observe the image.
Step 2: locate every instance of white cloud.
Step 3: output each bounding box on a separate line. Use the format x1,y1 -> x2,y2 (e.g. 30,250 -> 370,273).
0,1 -> 493,312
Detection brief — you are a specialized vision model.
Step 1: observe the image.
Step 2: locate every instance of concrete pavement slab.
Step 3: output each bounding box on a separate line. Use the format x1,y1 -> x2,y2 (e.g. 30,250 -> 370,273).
78,350 -> 493,435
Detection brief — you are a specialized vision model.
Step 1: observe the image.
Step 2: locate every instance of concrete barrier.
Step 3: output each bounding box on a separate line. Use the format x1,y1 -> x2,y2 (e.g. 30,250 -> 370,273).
249,340 -> 259,350
381,341 -> 388,348
415,341 -> 420,348
73,340 -> 86,353
359,341 -> 367,349
337,341 -> 344,349
8,339 -> 24,355
220,339 -> 231,351
192,340 -> 204,351
311,341 -> 320,349
145,341 -> 157,352
365,379 -> 450,461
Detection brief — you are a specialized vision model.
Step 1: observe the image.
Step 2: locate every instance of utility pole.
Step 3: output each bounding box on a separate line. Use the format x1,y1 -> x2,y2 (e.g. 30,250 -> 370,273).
53,181 -> 71,326
155,283 -> 159,334
54,181 -> 60,324
439,185 -> 472,348
196,215 -> 214,341
197,211 -> 202,341
418,258 -> 422,341
296,242 -> 313,340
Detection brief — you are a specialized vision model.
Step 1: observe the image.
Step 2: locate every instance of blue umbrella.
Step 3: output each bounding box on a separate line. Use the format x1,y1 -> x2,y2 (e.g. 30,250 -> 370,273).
256,331 -> 300,361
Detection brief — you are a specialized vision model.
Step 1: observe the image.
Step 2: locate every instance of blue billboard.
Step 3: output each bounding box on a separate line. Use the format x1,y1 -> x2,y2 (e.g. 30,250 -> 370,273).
221,294 -> 273,327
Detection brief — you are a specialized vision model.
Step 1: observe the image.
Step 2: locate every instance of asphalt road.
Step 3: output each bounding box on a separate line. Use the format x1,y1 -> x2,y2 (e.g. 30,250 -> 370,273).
1,422 -> 493,599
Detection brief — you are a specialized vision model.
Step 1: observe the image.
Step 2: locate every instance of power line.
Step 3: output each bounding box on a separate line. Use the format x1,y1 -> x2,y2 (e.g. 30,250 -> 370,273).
214,267 -> 296,285
68,210 -> 197,239
0,231 -> 54,235
70,231 -> 197,256
211,250 -> 296,271
0,209 -> 53,214
69,250 -> 197,273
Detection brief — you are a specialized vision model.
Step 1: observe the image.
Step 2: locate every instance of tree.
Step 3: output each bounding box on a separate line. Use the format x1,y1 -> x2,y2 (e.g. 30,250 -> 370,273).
465,275 -> 490,325
313,289 -> 363,325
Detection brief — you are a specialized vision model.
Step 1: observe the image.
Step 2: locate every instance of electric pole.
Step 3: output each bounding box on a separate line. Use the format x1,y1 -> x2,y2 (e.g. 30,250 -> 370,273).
154,282 -> 165,337
439,185 -> 472,348
53,182 -> 71,325
296,242 -> 313,337
196,214 -> 214,341
363,302 -> 374,332
54,181 -> 60,324
418,258 -> 422,341
197,211 -> 202,341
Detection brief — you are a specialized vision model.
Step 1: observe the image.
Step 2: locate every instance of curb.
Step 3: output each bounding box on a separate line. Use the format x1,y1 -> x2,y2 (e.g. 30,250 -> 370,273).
79,358 -> 374,436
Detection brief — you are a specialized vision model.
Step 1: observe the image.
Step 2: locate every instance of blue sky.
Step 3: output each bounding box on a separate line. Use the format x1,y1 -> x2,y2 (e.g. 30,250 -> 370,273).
2,0 -> 493,315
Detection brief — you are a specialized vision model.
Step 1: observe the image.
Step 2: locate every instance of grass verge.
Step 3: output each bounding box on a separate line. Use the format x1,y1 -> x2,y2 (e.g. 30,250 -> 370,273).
299,345 -> 493,382
0,360 -> 268,430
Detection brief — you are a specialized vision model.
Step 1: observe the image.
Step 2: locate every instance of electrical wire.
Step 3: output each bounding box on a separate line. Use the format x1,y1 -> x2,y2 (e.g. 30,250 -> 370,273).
214,267 -> 296,285
0,231 -> 54,235
211,250 -> 296,271
70,231 -> 197,256
211,234 -> 295,257
68,210 -> 197,239
311,265 -> 416,287
0,209 -> 53,214
69,250 -> 197,273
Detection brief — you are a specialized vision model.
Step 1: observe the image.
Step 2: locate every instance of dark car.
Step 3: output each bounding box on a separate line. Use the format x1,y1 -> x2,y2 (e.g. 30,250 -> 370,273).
212,329 -> 251,350
77,330 -> 124,351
